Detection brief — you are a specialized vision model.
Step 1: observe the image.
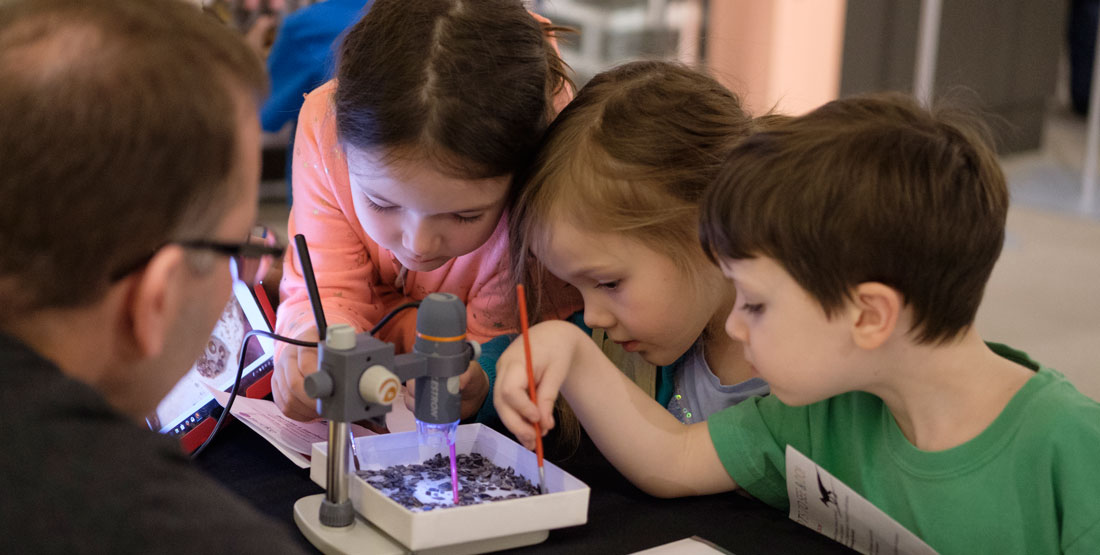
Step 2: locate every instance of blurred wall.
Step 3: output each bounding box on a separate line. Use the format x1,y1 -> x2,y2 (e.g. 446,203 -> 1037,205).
840,0 -> 1067,154
705,0 -> 847,116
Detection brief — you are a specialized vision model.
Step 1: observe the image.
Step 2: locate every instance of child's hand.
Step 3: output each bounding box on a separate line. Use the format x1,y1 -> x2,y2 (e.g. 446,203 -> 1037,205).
493,321 -> 584,450
403,361 -> 490,421
272,326 -> 321,421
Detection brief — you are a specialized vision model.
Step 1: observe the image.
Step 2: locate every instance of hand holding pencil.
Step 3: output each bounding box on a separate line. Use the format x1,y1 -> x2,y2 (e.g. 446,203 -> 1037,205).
492,299 -> 593,455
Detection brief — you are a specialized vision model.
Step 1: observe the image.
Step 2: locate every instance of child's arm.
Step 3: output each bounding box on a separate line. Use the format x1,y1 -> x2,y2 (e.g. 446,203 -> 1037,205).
495,320 -> 737,498
273,83 -> 396,420
467,334 -> 513,423
456,224 -> 581,422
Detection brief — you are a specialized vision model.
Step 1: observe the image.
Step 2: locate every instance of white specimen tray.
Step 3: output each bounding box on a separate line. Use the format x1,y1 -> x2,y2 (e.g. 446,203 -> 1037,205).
307,423 -> 590,553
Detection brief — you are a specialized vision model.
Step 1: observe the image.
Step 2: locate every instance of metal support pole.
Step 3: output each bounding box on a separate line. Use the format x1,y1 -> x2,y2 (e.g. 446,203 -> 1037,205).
326,420 -> 349,504
1081,9 -> 1100,213
914,0 -> 943,107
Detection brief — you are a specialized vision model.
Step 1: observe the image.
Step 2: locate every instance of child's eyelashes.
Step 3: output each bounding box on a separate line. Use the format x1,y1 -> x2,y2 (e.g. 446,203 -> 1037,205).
740,302 -> 765,315
452,213 -> 483,224
365,197 -> 398,213
365,196 -> 483,224
595,280 -> 620,291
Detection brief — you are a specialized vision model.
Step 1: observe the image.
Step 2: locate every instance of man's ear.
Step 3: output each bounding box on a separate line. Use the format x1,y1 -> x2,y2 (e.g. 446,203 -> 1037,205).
125,246 -> 187,359
849,282 -> 902,350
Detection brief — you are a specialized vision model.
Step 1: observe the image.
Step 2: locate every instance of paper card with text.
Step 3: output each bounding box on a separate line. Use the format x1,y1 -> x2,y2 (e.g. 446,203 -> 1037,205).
206,386 -> 417,468
785,445 -> 938,555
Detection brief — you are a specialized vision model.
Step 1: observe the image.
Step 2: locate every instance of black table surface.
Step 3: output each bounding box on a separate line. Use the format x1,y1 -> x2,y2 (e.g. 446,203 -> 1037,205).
196,419 -> 855,555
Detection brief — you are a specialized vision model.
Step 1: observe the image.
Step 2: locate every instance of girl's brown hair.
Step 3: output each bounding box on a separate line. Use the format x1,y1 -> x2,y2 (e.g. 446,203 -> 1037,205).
334,0 -> 572,179
510,60 -> 756,323
508,61 -> 756,453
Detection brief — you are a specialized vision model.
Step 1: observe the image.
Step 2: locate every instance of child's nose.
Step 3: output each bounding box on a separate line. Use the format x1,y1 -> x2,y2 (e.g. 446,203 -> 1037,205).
402,218 -> 439,256
582,302 -> 615,330
725,309 -> 748,342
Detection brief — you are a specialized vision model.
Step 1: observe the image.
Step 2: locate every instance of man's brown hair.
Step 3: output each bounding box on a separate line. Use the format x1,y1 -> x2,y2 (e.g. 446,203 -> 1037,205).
701,92 -> 1009,344
0,0 -> 266,320
334,0 -> 572,179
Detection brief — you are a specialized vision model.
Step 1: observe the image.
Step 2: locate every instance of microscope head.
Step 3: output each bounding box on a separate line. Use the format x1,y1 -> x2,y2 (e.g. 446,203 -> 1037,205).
410,293 -> 470,425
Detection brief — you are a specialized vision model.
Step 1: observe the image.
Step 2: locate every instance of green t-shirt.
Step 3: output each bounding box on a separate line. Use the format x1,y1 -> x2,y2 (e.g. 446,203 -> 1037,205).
707,343 -> 1100,554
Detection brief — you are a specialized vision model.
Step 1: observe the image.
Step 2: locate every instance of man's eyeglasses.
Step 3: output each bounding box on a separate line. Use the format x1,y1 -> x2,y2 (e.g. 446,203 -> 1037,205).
111,225 -> 285,286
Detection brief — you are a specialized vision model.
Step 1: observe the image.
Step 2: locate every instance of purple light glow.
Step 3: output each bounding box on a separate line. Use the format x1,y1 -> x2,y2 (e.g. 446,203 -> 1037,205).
449,441 -> 459,504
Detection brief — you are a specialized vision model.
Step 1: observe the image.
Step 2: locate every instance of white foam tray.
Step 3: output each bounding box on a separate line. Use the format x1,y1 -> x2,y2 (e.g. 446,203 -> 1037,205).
310,423 -> 590,552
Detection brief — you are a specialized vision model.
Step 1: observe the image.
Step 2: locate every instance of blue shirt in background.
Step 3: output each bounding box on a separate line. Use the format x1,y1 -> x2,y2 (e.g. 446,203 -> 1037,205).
261,0 -> 372,134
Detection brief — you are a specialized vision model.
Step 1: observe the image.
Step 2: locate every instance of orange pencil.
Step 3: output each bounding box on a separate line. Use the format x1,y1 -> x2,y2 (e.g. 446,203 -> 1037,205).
516,284 -> 548,494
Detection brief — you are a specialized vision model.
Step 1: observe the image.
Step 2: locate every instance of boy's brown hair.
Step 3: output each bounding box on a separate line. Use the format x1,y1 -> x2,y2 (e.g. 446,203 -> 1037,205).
701,92 -> 1009,344
510,60 -> 756,320
334,0 -> 572,179
0,0 -> 267,321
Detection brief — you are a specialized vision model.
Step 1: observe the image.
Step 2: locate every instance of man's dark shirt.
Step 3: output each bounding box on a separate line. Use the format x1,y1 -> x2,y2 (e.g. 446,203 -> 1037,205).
0,333 -> 307,554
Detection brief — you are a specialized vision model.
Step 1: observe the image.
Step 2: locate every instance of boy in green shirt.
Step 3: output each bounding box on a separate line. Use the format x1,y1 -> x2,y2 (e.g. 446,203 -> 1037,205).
494,92 -> 1100,554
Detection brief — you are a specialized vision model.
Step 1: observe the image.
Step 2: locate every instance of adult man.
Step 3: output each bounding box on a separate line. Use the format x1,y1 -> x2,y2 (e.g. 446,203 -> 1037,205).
0,0 -> 306,551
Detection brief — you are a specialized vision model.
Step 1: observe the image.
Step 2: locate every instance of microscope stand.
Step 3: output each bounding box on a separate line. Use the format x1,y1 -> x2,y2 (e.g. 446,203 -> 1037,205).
293,494 -> 405,555
295,492 -> 551,555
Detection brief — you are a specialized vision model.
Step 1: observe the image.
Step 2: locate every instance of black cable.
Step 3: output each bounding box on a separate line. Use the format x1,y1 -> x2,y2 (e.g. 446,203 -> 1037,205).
368,301 -> 420,335
190,329 -> 317,459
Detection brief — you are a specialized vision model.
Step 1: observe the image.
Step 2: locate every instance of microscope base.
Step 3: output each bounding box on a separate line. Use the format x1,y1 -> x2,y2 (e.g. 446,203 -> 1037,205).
294,494 -> 404,555
294,493 -> 549,555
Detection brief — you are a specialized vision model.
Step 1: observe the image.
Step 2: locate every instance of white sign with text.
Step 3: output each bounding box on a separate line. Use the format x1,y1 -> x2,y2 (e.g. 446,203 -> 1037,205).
786,445 -> 938,555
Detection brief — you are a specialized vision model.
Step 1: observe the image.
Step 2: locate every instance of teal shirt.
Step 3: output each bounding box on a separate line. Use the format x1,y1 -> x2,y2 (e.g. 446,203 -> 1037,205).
470,334 -> 513,424
708,343 -> 1100,554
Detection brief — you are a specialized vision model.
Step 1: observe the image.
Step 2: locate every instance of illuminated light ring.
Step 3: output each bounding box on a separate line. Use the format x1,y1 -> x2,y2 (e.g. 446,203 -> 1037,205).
415,332 -> 467,342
